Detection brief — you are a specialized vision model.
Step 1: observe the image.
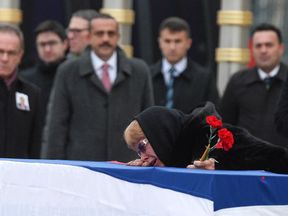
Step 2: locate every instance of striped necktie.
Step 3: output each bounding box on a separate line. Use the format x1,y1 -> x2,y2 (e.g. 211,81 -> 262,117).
165,67 -> 176,108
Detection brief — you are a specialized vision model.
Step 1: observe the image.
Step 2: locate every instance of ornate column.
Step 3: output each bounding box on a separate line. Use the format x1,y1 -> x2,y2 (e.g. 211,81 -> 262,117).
0,0 -> 22,25
101,0 -> 134,57
216,0 -> 252,95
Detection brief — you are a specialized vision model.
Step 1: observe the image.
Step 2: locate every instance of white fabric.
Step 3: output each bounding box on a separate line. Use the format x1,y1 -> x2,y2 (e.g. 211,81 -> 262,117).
215,205 -> 288,216
0,160 -> 287,216
0,161 -> 213,216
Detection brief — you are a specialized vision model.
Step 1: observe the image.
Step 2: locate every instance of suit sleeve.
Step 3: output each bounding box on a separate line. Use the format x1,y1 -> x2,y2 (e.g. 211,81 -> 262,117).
219,75 -> 238,124
206,71 -> 219,106
139,60 -> 154,109
29,86 -> 41,158
275,75 -> 288,136
213,125 -> 288,174
41,66 -> 71,159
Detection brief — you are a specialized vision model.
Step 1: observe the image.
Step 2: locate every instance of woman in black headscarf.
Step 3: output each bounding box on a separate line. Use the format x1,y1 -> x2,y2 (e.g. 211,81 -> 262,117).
124,102 -> 288,174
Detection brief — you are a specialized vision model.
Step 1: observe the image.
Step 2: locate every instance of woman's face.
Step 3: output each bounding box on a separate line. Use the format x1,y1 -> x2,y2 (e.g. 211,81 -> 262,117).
134,138 -> 165,167
124,120 -> 165,166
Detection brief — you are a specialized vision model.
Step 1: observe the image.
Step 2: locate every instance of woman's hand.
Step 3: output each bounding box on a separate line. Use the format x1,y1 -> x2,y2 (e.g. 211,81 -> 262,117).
127,159 -> 145,166
187,158 -> 216,170
127,157 -> 157,167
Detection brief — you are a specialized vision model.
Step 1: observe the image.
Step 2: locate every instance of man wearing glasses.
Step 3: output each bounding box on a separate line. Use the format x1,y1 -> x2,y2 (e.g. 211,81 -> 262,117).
0,24 -> 41,158
21,20 -> 68,135
66,9 -> 99,58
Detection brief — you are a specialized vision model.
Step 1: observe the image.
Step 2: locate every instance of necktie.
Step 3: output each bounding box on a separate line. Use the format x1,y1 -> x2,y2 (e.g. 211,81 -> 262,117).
165,67 -> 176,108
263,76 -> 273,90
102,63 -> 112,92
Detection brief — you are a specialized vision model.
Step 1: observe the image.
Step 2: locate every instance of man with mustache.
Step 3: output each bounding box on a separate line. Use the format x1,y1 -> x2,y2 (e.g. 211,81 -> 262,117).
42,13 -> 154,162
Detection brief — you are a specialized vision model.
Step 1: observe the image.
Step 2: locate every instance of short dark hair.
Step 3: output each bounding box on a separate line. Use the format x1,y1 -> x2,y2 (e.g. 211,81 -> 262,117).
251,23 -> 282,43
90,13 -> 118,30
0,23 -> 24,50
159,17 -> 191,37
35,20 -> 67,41
94,13 -> 115,20
72,9 -> 99,22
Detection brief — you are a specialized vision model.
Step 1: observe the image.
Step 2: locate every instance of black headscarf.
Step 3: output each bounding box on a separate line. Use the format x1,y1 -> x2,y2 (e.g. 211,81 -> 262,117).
135,106 -> 184,166
135,102 -> 221,167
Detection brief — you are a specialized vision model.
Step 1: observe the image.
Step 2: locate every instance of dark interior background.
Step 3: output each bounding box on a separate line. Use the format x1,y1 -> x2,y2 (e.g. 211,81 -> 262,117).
20,0 -> 220,74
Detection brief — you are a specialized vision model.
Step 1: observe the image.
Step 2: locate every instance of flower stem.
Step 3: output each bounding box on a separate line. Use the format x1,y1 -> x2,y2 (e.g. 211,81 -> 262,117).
199,144 -> 210,161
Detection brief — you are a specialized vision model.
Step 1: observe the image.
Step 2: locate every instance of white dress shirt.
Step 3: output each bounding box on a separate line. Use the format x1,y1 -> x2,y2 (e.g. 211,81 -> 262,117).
90,51 -> 117,84
161,57 -> 188,85
257,65 -> 280,80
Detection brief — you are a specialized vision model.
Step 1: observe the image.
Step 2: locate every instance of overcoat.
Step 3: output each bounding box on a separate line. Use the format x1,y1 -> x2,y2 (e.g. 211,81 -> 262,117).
42,48 -> 154,161
220,63 -> 288,147
0,77 -> 41,158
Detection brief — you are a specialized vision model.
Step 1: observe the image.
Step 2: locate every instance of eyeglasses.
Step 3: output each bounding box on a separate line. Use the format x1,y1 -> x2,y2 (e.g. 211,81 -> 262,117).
66,28 -> 89,35
136,138 -> 149,157
37,40 -> 61,49
0,49 -> 20,58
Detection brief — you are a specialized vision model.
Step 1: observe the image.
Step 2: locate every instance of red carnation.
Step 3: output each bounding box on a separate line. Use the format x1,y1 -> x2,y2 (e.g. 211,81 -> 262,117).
206,115 -> 223,128
200,116 -> 234,161
216,128 -> 234,151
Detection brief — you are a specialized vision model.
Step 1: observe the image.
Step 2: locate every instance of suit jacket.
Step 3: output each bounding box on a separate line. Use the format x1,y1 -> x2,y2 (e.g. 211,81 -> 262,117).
0,76 -> 41,158
150,58 -> 219,113
275,72 -> 288,136
42,48 -> 154,162
220,63 -> 288,147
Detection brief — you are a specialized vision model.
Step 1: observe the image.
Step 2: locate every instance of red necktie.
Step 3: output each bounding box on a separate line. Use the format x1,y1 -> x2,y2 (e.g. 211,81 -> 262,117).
102,63 -> 112,92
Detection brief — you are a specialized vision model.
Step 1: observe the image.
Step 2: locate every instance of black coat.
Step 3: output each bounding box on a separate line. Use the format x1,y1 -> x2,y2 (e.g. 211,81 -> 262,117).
184,102 -> 288,174
220,64 -> 288,147
214,124 -> 288,174
0,77 -> 41,158
20,59 -> 65,132
275,72 -> 288,136
185,102 -> 288,174
150,59 -> 219,113
134,102 -> 288,174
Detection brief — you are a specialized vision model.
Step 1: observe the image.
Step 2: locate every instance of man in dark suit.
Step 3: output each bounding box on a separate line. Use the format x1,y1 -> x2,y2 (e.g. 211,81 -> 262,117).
150,17 -> 219,113
21,20 -> 68,136
42,13 -> 154,162
0,24 -> 41,158
220,23 -> 288,147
